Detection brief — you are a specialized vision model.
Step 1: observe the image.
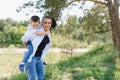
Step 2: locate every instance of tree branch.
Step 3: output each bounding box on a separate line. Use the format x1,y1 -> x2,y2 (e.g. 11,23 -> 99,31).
66,0 -> 108,7
88,0 -> 120,6
66,0 -> 78,7
87,0 -> 107,5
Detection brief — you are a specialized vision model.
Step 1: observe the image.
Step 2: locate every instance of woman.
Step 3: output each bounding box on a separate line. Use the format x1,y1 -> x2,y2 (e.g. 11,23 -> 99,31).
26,16 -> 57,80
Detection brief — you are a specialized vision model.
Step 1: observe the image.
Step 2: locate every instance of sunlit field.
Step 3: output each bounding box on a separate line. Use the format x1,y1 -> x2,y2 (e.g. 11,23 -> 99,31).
0,42 -> 106,78
0,52 -> 71,78
0,51 -> 89,79
0,53 -> 23,77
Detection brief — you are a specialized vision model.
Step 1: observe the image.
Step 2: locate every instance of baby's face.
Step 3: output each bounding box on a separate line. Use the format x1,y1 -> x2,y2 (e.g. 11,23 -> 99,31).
31,22 -> 40,29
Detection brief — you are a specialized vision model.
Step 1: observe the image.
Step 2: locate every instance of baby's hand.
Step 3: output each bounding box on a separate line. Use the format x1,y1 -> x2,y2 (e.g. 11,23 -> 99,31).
35,31 -> 41,36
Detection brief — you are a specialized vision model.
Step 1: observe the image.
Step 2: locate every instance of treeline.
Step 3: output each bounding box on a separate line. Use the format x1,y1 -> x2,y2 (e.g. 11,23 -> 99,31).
0,4 -> 113,48
0,16 -> 84,48
0,18 -> 29,47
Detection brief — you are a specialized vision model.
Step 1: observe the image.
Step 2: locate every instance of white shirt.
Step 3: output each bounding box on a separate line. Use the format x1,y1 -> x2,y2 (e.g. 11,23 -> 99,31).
21,24 -> 42,42
27,27 -> 51,62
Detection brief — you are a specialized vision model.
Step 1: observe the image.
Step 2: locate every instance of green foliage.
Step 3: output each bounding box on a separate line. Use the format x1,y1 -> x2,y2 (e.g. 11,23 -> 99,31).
0,27 -> 26,48
51,32 -> 81,49
0,18 -> 28,47
8,73 -> 28,80
0,15 -> 112,48
72,28 -> 85,41
51,44 -> 119,80
43,0 -> 66,20
5,18 -> 18,26
0,19 -> 7,31
1,26 -> 26,45
0,18 -> 28,32
64,16 -> 80,35
0,73 -> 28,80
18,0 -> 67,20
58,44 -> 117,80
53,15 -> 85,42
81,4 -> 111,34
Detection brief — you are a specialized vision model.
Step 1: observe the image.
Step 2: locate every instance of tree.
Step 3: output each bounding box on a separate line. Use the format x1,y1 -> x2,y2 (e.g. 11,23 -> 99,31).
81,5 -> 111,34
16,0 -> 66,20
64,16 -> 80,35
0,19 -> 7,31
67,0 -> 120,57
18,0 -> 120,56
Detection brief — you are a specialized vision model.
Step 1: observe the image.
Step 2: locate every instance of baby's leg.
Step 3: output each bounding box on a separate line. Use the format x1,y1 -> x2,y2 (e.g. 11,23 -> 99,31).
22,41 -> 33,63
19,41 -> 33,72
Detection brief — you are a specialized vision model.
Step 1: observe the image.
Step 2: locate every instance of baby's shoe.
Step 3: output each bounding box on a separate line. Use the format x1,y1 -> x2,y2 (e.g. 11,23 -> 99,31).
19,62 -> 25,72
43,61 -> 47,65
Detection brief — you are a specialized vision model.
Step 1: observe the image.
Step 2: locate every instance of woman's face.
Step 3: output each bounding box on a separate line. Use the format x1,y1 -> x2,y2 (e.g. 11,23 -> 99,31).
42,18 -> 52,31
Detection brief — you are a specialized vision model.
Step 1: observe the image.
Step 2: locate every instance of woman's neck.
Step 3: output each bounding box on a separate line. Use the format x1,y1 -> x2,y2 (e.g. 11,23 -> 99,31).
44,29 -> 49,32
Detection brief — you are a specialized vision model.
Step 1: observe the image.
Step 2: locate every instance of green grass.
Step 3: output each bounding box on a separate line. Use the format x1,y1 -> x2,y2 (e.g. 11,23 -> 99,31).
1,43 -> 120,80
45,44 -> 120,80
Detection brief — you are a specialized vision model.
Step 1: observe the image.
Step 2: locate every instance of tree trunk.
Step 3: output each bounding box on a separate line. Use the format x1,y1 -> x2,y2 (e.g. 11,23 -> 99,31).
107,0 -> 120,57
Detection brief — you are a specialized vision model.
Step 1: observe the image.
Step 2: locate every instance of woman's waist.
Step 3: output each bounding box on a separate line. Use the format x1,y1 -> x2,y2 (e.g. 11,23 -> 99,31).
32,56 -> 41,60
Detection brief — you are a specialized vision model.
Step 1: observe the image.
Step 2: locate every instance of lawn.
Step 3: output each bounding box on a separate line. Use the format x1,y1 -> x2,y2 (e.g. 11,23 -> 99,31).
1,43 -> 120,80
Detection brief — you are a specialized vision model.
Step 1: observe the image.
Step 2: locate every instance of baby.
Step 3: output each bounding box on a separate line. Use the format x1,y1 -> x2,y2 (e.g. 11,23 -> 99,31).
19,15 -> 47,72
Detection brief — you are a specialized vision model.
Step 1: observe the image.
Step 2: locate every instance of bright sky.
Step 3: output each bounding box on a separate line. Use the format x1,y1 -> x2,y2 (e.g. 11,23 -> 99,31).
0,0 -> 40,21
0,0 -> 120,22
0,0 -> 94,21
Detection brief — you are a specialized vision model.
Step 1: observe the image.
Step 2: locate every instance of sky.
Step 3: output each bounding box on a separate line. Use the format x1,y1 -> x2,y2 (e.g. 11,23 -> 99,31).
0,0 -> 99,22
0,0 -> 83,21
0,0 -> 39,21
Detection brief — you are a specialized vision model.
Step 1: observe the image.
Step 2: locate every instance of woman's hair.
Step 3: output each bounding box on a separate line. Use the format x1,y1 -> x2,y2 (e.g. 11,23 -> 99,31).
42,16 -> 57,29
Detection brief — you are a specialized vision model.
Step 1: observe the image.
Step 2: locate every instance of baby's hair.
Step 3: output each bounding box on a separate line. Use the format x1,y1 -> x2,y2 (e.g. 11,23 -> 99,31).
42,16 -> 57,29
31,15 -> 40,22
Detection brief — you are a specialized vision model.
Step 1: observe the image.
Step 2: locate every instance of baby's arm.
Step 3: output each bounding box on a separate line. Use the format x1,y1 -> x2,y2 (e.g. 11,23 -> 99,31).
21,31 -> 31,48
35,31 -> 48,36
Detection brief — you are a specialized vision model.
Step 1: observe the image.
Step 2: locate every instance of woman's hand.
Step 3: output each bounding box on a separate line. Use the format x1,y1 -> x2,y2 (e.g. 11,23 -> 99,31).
35,31 -> 41,36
